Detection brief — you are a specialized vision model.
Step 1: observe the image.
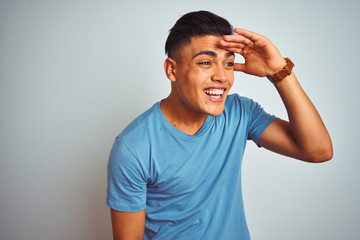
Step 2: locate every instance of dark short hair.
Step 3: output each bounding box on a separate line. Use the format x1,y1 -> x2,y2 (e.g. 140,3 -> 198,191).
165,11 -> 233,59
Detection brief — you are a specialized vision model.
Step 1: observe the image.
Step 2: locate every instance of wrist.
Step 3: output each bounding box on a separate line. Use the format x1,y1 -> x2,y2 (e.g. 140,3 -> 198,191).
266,57 -> 294,84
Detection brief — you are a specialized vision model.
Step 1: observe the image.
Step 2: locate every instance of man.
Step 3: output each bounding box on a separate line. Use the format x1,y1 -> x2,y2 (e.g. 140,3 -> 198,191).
107,11 -> 333,240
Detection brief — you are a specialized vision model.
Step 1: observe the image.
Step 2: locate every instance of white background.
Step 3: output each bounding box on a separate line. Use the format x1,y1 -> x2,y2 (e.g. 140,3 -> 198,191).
1,0 -> 359,239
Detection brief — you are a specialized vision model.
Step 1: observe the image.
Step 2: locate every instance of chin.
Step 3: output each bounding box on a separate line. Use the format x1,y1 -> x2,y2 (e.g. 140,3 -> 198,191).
206,107 -> 225,117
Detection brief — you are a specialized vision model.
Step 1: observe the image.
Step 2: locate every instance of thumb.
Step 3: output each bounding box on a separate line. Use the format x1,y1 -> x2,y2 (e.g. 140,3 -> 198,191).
234,63 -> 246,72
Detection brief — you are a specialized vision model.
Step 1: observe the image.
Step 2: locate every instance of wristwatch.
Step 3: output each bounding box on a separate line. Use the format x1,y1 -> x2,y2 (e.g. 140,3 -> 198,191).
266,57 -> 294,84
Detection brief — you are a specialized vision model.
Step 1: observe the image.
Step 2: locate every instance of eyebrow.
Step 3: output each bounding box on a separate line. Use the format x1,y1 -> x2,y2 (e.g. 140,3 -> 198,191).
192,50 -> 234,59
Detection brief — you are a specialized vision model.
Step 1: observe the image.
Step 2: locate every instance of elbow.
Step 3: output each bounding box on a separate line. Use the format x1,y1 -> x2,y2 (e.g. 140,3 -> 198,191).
306,144 -> 333,163
310,149 -> 333,163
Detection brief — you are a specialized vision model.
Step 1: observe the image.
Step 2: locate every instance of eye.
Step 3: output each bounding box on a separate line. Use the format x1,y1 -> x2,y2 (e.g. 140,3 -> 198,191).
198,61 -> 211,66
225,62 -> 234,67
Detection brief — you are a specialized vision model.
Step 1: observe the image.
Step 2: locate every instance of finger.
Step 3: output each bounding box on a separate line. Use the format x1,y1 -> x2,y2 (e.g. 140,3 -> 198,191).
219,40 -> 246,50
222,34 -> 253,46
233,63 -> 246,72
234,28 -> 264,42
219,46 -> 244,55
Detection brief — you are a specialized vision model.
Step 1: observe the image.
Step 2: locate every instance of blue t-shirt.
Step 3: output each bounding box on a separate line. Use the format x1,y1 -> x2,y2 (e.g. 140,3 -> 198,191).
107,94 -> 277,239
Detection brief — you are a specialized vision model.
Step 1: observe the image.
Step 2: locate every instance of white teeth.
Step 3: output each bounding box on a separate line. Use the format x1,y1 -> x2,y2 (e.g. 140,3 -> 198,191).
204,88 -> 224,96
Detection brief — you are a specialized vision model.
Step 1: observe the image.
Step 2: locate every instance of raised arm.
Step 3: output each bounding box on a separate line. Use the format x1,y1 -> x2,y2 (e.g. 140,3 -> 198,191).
110,208 -> 145,240
220,28 -> 333,162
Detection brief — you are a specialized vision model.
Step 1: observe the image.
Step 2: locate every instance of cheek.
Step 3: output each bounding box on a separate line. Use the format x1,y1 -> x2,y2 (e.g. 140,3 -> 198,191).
187,70 -> 209,86
227,72 -> 235,85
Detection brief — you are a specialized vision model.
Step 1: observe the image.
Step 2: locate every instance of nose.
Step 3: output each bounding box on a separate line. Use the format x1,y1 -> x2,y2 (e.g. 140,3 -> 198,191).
211,65 -> 227,83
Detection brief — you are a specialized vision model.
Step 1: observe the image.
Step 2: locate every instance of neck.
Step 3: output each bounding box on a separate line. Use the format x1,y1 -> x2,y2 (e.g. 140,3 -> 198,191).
160,93 -> 208,135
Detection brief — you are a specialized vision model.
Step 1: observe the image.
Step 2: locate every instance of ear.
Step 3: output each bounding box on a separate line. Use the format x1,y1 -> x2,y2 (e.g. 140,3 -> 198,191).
164,57 -> 177,82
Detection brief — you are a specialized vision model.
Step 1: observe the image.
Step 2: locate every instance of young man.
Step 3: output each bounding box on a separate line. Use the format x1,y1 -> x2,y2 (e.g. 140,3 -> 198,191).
107,11 -> 333,240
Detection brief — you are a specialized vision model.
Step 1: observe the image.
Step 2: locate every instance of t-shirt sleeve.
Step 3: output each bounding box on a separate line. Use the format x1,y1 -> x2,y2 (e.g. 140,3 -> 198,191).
245,98 -> 278,146
106,137 -> 147,212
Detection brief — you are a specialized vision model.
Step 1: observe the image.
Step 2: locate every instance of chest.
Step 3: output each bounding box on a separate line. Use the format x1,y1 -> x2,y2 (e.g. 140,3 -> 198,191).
146,131 -> 247,199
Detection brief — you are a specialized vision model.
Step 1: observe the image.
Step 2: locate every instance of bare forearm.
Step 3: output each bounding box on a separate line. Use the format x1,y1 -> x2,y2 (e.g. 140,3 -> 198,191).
274,72 -> 333,161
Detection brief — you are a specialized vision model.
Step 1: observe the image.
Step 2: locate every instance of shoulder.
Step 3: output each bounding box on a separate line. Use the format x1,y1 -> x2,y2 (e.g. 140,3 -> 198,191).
109,103 -> 161,170
109,102 -> 162,161
118,102 -> 160,141
224,93 -> 258,115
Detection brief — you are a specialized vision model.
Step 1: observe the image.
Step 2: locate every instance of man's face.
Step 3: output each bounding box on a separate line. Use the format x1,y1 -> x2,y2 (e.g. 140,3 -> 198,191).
171,35 -> 235,117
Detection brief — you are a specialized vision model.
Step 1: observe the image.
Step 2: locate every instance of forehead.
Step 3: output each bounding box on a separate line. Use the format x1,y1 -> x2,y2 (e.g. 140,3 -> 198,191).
177,35 -> 228,59
183,35 -> 222,51
188,35 -> 223,49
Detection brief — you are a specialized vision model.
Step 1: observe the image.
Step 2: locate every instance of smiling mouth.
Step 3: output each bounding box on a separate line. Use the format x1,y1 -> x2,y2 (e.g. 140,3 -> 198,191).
203,88 -> 225,99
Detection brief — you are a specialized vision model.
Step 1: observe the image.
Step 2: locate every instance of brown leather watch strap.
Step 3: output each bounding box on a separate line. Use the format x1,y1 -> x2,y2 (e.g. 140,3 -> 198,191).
266,57 -> 294,84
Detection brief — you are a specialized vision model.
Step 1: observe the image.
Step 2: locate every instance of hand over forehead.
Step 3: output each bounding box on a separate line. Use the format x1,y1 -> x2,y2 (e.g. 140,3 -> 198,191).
219,28 -> 285,76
